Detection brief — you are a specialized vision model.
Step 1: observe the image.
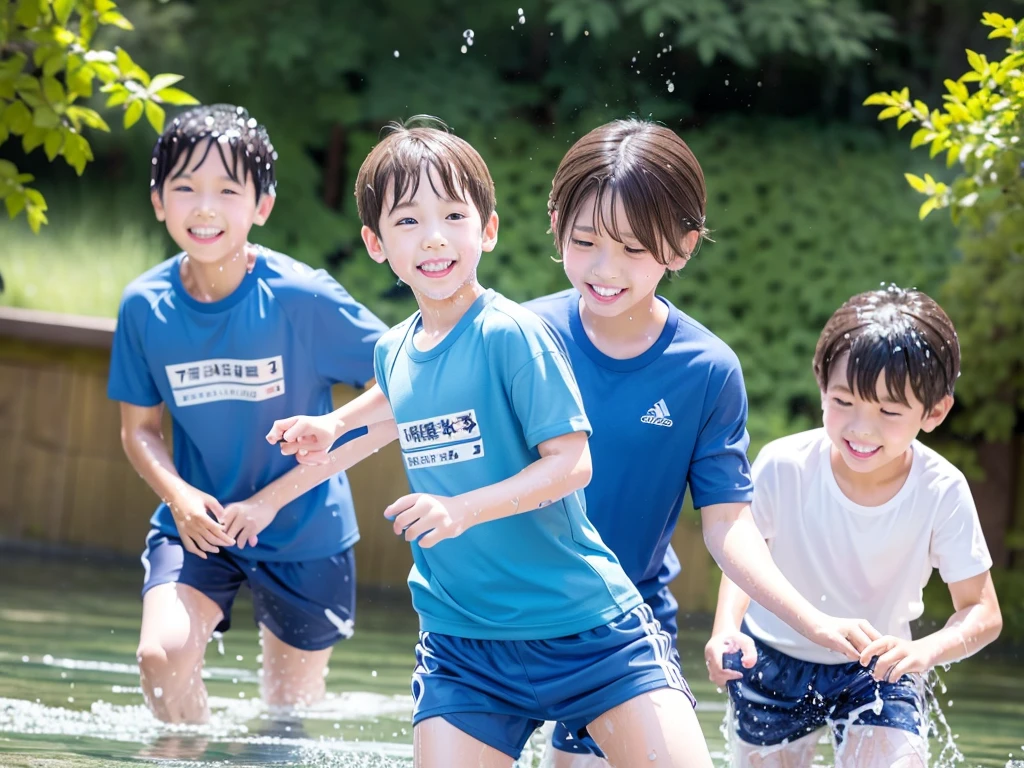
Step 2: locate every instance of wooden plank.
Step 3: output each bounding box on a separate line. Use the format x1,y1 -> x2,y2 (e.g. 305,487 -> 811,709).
12,443 -> 68,542
0,362 -> 27,536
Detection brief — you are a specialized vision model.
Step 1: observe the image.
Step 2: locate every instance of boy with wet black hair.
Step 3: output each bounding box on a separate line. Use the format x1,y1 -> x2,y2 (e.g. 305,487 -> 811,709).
109,104 -> 388,723
706,286 -> 1003,767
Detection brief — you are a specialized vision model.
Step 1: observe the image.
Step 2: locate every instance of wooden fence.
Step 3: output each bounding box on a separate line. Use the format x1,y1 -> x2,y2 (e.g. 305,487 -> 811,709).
0,308 -> 718,610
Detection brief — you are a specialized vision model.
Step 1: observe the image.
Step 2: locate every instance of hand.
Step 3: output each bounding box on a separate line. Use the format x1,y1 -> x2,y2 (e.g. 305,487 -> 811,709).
859,635 -> 932,683
384,493 -> 469,548
222,497 -> 279,550
807,614 -> 883,661
266,413 -> 338,465
167,486 -> 234,559
704,631 -> 758,687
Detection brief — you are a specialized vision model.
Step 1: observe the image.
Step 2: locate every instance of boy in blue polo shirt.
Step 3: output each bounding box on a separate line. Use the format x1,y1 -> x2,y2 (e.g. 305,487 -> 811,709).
108,104 -> 387,724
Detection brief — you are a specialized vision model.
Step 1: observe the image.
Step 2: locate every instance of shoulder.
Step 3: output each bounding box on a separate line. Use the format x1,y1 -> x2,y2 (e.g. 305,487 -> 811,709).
376,314 -> 416,359
912,440 -> 973,500
256,247 -> 348,302
669,303 -> 743,374
481,294 -> 563,357
118,256 -> 177,317
523,289 -> 574,327
753,429 -> 829,475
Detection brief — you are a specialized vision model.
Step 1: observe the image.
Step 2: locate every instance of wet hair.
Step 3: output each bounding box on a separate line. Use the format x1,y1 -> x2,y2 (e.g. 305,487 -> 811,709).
150,104 -> 277,201
355,116 -> 496,238
813,286 -> 960,413
548,119 -> 708,266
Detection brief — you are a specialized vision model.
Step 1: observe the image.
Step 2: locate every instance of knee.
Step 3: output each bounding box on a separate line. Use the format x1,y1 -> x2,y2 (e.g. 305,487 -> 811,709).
136,641 -> 197,684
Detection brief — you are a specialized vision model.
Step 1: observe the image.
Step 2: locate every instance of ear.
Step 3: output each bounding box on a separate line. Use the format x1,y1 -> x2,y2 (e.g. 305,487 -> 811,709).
920,394 -> 954,433
151,189 -> 166,222
549,208 -> 558,233
481,211 -> 499,253
666,230 -> 700,273
252,192 -> 276,226
361,225 -> 388,264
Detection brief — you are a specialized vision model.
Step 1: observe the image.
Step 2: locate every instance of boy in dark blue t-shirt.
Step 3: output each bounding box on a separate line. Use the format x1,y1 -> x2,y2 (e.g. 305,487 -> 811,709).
108,104 -> 387,723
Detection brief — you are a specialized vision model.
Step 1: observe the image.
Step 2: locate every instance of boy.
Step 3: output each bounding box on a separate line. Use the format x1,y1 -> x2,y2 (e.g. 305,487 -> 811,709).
268,121 -> 713,767
705,287 -> 1003,767
108,104 -> 388,723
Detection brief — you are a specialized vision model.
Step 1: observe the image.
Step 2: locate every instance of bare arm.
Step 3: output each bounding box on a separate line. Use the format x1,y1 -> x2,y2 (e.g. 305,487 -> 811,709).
119,402 -> 234,557
386,430 -> 592,547
702,502 -> 879,658
711,571 -> 752,636
925,570 -> 1003,664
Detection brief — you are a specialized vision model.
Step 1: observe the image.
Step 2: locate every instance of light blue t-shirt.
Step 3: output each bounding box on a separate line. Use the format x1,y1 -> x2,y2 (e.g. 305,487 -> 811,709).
108,247 -> 387,562
527,289 -> 753,599
374,290 -> 641,640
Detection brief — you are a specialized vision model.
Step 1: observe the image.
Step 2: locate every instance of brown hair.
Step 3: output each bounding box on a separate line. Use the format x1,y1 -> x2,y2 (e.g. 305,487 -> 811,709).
355,117 -> 495,238
813,286 -> 960,413
548,119 -> 707,266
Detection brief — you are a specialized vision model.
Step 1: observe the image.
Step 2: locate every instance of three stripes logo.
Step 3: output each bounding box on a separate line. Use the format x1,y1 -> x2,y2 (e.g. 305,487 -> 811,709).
641,398 -> 673,427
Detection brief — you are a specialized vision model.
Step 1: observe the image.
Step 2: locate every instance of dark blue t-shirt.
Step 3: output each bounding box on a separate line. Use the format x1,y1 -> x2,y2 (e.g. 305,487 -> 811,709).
108,247 -> 387,561
526,289 -> 753,598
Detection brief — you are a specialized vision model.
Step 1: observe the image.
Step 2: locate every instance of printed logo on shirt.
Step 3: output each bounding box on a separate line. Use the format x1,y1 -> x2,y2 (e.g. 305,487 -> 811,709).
164,355 -> 285,407
397,409 -> 484,470
641,398 -> 673,427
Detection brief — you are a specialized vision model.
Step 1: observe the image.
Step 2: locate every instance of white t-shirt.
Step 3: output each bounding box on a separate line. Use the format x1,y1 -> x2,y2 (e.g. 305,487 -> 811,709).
744,428 -> 992,665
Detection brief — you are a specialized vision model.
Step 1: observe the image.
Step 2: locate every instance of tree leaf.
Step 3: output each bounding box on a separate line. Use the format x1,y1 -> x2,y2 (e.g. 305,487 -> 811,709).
145,100 -> 165,134
43,127 -> 63,161
904,173 -> 928,193
155,87 -> 198,106
124,99 -> 144,129
148,73 -> 184,94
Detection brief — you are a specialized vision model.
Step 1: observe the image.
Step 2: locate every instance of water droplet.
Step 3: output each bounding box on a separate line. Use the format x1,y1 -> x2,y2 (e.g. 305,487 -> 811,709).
393,50 -> 400,57
153,687 -> 163,698
371,670 -> 378,677
648,750 -> 658,761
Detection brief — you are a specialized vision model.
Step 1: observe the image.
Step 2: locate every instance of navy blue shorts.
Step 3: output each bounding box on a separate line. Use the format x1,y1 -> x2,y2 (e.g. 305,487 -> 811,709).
724,626 -> 925,746
550,584 -> 682,756
410,602 -> 695,760
141,530 -> 356,652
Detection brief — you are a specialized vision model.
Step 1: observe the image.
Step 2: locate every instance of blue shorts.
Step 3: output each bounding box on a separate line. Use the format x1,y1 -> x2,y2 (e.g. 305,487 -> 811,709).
410,602 -> 694,760
724,626 -> 925,746
550,584 -> 682,756
141,530 -> 356,652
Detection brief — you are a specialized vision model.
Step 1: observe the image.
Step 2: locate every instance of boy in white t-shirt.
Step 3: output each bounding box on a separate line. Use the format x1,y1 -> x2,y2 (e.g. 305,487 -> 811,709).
704,286 -> 1003,768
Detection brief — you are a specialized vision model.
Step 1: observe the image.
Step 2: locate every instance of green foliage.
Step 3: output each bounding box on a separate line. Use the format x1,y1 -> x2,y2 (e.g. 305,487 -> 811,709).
0,0 -> 196,232
864,12 -> 1024,442
923,566 -> 1024,643
548,0 -> 894,66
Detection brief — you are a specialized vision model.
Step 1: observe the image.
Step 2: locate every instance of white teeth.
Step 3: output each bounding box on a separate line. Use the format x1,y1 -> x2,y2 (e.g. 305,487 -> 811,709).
420,261 -> 453,273
189,227 -> 222,238
848,441 -> 879,453
591,285 -> 623,297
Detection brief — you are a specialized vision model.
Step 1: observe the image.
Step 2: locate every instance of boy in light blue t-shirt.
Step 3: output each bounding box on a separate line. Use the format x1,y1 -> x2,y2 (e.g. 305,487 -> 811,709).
267,122 -> 703,767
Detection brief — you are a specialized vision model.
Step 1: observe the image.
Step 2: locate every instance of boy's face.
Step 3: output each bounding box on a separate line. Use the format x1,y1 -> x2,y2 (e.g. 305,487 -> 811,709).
822,351 -> 952,475
361,166 -> 498,302
151,139 -> 274,264
559,193 -> 696,319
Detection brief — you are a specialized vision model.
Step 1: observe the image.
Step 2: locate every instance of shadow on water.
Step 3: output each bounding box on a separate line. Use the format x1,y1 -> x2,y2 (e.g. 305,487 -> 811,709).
0,551 -> 1021,767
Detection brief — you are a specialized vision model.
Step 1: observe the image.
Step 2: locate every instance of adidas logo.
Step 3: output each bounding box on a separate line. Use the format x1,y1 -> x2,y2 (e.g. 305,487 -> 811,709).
641,398 -> 673,427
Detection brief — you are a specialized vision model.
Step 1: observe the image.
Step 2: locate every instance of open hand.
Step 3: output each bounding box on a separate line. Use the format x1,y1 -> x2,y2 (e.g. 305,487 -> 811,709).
168,486 -> 234,559
384,493 -> 469,548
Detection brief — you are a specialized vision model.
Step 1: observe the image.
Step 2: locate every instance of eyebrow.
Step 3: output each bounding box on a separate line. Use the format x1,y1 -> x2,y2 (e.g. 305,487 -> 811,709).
173,173 -> 242,184
573,224 -> 637,239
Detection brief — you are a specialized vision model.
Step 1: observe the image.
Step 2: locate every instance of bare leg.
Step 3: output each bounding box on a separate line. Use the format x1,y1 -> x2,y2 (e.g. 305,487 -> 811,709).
414,716 -> 514,768
137,583 -> 222,723
547,748 -> 609,768
834,725 -> 927,768
259,622 -> 334,709
588,688 -> 713,768
732,730 -> 820,768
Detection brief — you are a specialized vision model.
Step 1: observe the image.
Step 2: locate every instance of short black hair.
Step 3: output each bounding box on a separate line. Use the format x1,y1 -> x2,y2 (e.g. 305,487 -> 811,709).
813,285 -> 960,413
150,104 -> 277,201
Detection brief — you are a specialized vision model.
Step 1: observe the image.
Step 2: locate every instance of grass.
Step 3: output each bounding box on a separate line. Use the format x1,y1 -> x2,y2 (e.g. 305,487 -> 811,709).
0,187 -> 168,319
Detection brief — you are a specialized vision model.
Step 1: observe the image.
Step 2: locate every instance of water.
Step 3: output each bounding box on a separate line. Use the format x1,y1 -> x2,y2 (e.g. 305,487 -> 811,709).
1,554 -> 1021,766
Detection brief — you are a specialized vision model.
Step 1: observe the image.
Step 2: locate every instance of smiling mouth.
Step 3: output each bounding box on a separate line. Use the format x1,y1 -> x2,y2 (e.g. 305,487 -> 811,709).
586,283 -> 625,302
188,227 -> 224,243
845,439 -> 882,459
417,259 -> 456,277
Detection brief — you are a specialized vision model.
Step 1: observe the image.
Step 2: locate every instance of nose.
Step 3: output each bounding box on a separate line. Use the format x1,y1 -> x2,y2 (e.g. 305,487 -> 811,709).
590,245 -> 618,281
422,230 -> 447,250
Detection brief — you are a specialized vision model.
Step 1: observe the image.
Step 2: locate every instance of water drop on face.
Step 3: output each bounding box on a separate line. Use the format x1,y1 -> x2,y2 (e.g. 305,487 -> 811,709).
648,750 -> 658,761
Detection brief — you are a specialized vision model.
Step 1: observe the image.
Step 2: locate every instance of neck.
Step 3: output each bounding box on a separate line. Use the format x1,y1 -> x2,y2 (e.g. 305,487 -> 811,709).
578,287 -> 668,359
830,444 -> 913,500
180,245 -> 253,303
415,279 -> 486,337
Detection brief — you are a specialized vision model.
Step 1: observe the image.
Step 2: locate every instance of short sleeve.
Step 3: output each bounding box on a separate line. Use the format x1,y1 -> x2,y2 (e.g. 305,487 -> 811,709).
510,348 -> 591,449
308,272 -> 387,387
687,359 -> 754,509
930,475 -> 993,584
372,334 -> 393,401
108,295 -> 161,407
748,447 -> 778,539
